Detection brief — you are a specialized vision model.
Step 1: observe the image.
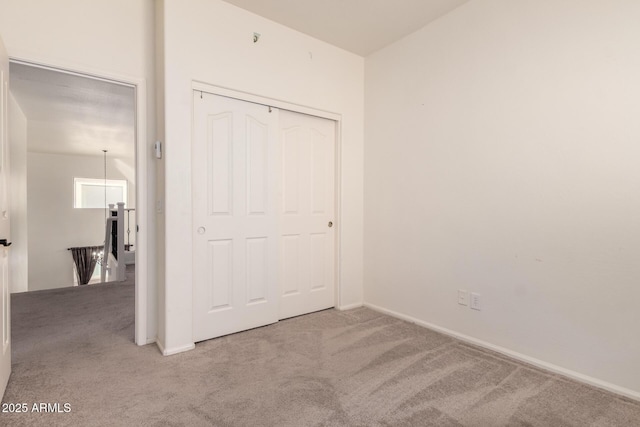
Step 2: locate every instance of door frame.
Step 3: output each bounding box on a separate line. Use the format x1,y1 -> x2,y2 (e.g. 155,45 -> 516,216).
191,80 -> 345,313
9,57 -> 150,345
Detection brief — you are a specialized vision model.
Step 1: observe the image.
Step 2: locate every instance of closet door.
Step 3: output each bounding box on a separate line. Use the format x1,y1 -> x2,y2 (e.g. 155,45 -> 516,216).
192,92 -> 279,342
279,110 -> 336,319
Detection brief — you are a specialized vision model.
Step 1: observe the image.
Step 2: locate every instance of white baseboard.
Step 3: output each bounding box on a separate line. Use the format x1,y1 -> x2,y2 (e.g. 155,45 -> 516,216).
136,335 -> 157,346
155,339 -> 166,355
364,303 -> 640,402
156,340 -> 195,356
337,302 -> 363,311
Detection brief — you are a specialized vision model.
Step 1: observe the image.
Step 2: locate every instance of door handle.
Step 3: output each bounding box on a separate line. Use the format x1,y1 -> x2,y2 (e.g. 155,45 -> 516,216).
328,221 -> 333,228
197,227 -> 206,235
0,239 -> 11,247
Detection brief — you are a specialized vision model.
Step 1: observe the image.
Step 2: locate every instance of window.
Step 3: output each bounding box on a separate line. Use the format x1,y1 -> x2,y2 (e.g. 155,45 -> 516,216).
74,178 -> 128,209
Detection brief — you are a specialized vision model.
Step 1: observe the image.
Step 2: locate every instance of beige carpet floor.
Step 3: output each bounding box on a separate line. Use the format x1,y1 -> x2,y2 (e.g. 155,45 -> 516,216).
2,279 -> 640,426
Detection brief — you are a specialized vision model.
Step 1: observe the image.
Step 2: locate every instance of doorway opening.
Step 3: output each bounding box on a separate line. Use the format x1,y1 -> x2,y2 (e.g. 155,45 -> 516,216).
7,60 -> 147,344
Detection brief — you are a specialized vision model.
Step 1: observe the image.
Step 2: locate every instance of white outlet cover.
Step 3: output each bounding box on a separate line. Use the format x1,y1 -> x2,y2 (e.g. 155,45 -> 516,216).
458,290 -> 469,306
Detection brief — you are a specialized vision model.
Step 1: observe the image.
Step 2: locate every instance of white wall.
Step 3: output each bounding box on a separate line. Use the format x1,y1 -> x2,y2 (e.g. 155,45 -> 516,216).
154,0 -> 166,349
8,93 -> 27,293
158,0 -> 364,353
364,0 -> 640,397
27,153 -> 135,291
0,0 -> 157,340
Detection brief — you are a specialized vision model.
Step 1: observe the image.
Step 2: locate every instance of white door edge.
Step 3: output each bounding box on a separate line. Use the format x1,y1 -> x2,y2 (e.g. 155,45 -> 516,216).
0,34 -> 11,402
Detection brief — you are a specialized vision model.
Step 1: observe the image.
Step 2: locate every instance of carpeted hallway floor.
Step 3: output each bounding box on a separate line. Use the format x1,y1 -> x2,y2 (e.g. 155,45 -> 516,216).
2,278 -> 640,426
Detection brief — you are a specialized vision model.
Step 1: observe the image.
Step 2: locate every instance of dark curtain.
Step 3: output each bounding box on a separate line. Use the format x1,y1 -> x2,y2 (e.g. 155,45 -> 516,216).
69,246 -> 102,285
111,219 -> 118,260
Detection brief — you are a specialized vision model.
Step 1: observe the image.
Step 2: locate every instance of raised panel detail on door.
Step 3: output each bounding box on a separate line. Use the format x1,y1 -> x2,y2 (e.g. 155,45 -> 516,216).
208,113 -> 233,216
208,240 -> 233,312
246,116 -> 268,215
193,92 -> 279,342
310,233 -> 326,291
282,127 -> 300,215
246,237 -> 268,304
279,110 -> 336,320
311,128 -> 327,214
281,235 -> 301,296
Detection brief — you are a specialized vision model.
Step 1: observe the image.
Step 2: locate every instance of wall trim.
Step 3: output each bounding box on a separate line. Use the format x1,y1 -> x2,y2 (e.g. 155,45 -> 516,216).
156,340 -> 195,356
338,303 -> 363,311
364,302 -> 640,402
192,81 -> 341,121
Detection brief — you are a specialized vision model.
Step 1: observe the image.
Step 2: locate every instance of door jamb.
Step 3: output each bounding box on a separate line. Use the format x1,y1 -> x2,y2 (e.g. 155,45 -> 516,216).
191,80 -> 344,312
9,57 -> 150,345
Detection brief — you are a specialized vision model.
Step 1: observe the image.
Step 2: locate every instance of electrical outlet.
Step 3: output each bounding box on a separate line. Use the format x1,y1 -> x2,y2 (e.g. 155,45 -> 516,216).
458,290 -> 469,306
470,293 -> 481,311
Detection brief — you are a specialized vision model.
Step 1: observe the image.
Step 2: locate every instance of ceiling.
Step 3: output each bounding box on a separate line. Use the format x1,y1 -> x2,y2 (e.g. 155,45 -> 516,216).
222,0 -> 471,56
9,62 -> 135,159
8,2 -> 470,159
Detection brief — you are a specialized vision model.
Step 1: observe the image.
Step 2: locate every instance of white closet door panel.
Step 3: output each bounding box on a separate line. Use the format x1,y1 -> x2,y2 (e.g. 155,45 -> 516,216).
279,110 -> 336,320
193,93 -> 279,342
